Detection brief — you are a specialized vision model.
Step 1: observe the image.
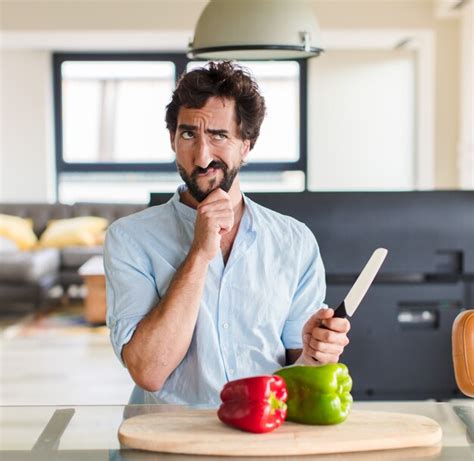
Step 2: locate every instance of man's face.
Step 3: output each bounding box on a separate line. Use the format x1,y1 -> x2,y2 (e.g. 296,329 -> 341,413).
170,96 -> 250,202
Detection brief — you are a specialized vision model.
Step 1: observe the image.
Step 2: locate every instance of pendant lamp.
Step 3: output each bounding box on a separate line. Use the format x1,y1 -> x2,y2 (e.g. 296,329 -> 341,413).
188,0 -> 324,60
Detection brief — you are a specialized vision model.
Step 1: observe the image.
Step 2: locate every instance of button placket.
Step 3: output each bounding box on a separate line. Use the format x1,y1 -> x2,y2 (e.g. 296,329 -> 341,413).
217,274 -> 236,380
216,210 -> 256,380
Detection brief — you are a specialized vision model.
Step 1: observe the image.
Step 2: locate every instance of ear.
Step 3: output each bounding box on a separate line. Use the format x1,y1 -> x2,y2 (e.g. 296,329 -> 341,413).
169,131 -> 176,153
241,139 -> 251,162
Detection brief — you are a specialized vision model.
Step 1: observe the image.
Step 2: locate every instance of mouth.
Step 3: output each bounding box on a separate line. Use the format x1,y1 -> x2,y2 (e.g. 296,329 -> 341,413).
197,168 -> 219,177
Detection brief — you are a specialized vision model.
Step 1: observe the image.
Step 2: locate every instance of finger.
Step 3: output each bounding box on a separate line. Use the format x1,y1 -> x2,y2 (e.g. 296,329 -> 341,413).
198,199 -> 233,213
313,307 -> 334,319
302,340 -> 318,359
218,223 -> 234,234
201,188 -> 230,203
307,337 -> 345,356
303,339 -> 338,364
213,219 -> 234,234
303,333 -> 345,355
302,308 -> 334,335
312,327 -> 350,346
199,204 -> 232,215
199,210 -> 234,221
198,206 -> 232,219
321,317 -> 351,333
197,215 -> 233,235
217,217 -> 235,233
198,208 -> 233,224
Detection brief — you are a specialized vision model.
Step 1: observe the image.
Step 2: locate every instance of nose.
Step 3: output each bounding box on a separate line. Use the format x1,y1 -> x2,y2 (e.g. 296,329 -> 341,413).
194,136 -> 212,169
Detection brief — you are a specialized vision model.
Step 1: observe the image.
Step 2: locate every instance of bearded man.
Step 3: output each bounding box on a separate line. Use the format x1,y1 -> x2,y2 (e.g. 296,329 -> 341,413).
104,61 -> 350,405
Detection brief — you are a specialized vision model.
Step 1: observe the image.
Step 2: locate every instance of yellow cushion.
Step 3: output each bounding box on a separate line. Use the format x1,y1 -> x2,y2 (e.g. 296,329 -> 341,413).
39,216 -> 109,248
94,229 -> 107,245
0,214 -> 38,250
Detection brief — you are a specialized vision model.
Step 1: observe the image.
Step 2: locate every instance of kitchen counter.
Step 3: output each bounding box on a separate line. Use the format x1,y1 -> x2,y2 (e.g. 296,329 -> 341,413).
1,401 -> 472,460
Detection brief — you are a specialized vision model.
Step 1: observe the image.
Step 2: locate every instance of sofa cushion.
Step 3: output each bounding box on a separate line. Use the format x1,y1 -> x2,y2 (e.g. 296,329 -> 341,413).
61,245 -> 103,269
39,217 -> 109,248
0,203 -> 73,236
0,248 -> 60,282
0,214 -> 38,250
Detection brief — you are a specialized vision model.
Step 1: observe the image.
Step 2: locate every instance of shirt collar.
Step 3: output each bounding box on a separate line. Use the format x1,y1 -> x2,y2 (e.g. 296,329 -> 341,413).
241,192 -> 256,234
171,185 -> 197,223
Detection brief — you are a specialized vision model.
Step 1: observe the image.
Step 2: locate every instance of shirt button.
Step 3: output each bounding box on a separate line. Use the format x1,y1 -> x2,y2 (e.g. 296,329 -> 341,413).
229,369 -> 234,374
223,322 -> 229,329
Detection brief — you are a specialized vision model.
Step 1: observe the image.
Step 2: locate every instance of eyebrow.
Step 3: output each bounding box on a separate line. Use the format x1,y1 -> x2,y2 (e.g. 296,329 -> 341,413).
178,124 -> 229,135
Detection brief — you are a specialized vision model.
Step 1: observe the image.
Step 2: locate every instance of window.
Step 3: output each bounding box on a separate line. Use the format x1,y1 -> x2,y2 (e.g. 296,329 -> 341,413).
61,61 -> 175,164
53,53 -> 307,202
54,53 -> 188,175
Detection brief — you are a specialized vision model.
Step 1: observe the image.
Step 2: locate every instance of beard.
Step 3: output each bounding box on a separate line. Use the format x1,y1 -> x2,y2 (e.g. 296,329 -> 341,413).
177,159 -> 241,203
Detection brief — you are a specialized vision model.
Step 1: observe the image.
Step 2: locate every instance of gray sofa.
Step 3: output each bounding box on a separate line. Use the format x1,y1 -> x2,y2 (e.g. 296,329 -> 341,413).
0,202 -> 146,313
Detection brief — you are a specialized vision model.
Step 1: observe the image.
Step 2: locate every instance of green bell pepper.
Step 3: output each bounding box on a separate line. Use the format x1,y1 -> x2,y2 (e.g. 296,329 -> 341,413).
274,363 -> 353,425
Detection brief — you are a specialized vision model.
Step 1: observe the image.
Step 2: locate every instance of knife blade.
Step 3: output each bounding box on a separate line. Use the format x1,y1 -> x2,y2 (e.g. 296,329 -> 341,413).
333,248 -> 388,319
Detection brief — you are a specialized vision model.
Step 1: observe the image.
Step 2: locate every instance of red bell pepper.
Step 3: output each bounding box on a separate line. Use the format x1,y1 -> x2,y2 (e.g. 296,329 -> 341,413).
217,375 -> 288,433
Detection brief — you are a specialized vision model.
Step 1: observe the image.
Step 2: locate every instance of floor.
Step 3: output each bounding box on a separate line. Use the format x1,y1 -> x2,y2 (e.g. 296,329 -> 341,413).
0,302 -> 133,406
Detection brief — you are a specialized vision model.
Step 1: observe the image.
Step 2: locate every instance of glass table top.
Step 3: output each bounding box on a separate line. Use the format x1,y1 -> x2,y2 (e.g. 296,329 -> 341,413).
1,401 -> 472,460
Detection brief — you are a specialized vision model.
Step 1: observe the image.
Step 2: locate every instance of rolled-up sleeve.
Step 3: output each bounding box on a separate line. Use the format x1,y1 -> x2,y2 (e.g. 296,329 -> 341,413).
281,226 -> 327,349
104,222 -> 160,366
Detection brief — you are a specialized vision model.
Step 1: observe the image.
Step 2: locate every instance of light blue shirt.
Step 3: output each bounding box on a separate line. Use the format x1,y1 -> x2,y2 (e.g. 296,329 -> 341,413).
104,186 -> 326,406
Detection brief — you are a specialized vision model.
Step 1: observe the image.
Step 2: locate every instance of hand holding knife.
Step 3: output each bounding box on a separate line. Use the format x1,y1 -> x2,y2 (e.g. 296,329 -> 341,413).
298,248 -> 388,365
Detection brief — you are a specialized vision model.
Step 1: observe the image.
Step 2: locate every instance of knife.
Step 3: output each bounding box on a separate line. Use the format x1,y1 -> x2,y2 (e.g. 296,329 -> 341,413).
333,248 -> 388,319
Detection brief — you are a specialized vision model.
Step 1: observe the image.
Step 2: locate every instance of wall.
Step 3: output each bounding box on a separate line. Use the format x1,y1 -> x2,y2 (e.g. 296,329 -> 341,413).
0,0 -> 205,31
310,0 -> 461,189
434,18 -> 460,188
0,0 -> 464,201
308,49 -> 416,191
459,1 -> 474,188
0,50 -> 55,201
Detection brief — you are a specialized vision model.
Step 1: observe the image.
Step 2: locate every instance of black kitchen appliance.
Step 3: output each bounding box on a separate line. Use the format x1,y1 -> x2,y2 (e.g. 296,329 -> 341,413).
150,190 -> 474,400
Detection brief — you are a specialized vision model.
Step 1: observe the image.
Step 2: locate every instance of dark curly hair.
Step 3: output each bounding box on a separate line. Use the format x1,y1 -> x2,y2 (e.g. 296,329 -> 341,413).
165,61 -> 266,150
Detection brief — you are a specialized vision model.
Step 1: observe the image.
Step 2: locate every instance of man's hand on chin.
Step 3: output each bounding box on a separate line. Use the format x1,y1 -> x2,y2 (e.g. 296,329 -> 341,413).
296,308 -> 351,366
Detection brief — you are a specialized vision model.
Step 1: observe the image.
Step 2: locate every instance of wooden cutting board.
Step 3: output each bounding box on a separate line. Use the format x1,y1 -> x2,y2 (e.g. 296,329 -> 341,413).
118,409 -> 442,456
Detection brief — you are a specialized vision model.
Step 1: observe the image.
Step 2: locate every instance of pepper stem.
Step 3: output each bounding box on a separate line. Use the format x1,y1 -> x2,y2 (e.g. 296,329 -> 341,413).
268,391 -> 286,414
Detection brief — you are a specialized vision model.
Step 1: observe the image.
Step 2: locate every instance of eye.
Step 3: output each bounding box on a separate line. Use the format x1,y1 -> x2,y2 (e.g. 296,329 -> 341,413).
181,131 -> 194,140
213,133 -> 228,141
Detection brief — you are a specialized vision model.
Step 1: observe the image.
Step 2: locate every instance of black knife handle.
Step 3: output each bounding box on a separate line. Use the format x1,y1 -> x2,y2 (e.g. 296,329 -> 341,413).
320,302 -> 347,330
333,301 -> 347,318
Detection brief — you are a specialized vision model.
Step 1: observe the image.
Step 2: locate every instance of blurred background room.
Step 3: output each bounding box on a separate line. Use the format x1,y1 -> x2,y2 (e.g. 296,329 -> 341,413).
0,0 -> 472,408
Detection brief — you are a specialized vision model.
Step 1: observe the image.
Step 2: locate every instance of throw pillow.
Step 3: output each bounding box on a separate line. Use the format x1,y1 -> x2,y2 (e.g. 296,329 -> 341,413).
39,216 -> 109,248
0,214 -> 38,250
94,229 -> 107,245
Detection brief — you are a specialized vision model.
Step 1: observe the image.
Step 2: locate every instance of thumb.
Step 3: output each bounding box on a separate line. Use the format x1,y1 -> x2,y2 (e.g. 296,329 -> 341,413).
302,308 -> 334,335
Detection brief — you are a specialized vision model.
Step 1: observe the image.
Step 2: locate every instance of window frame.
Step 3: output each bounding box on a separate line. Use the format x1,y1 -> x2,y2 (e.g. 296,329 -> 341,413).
53,52 -> 308,176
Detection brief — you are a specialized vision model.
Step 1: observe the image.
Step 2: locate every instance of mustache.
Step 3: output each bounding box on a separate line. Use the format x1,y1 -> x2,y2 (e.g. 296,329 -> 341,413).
191,161 -> 227,177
